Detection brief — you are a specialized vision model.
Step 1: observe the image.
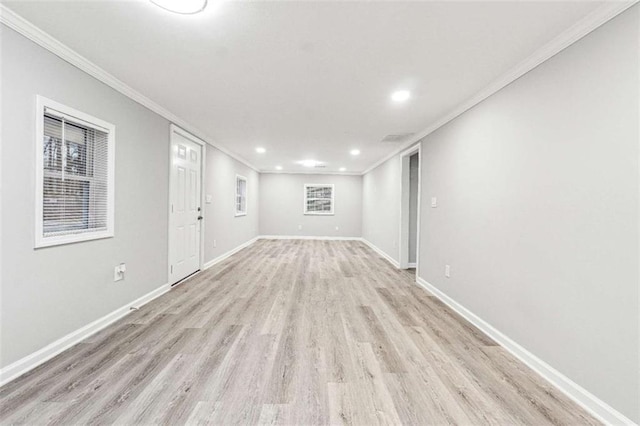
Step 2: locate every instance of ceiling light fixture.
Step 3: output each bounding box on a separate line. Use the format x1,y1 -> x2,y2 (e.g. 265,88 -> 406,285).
256,147 -> 266,154
275,165 -> 283,170
339,167 -> 346,172
391,90 -> 411,102
299,160 -> 321,168
350,149 -> 360,156
150,0 -> 207,14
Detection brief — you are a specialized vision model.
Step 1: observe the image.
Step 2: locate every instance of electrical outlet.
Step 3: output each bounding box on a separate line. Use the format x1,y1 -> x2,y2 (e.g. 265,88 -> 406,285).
445,264 -> 450,278
114,263 -> 126,282
213,239 -> 217,248
298,225 -> 302,230
335,226 -> 339,231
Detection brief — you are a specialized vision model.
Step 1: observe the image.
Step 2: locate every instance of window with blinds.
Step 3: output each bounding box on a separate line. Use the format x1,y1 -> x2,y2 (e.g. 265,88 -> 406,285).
304,184 -> 334,215
235,175 -> 247,216
36,96 -> 115,248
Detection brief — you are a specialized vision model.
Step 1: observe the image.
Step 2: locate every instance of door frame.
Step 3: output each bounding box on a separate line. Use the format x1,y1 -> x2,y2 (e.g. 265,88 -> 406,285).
398,143 -> 422,276
167,124 -> 207,285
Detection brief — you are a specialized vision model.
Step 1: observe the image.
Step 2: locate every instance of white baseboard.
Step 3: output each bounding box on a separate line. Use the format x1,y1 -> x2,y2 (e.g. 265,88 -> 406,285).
258,235 -> 362,241
202,236 -> 259,270
0,236 -> 262,388
407,262 -> 417,268
415,277 -> 635,426
0,282 -> 171,387
360,238 -> 400,268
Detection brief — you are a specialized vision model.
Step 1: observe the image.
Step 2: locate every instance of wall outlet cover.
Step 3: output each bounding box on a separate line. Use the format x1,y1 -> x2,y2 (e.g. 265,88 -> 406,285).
114,263 -> 126,282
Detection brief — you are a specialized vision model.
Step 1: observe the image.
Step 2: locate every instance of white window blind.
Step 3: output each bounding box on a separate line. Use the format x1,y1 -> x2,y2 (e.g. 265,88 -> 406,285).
235,175 -> 247,216
304,184 -> 334,215
36,97 -> 115,247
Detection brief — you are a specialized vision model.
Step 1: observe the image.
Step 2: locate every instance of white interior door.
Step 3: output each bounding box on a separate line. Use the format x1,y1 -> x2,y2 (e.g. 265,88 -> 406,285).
169,130 -> 202,284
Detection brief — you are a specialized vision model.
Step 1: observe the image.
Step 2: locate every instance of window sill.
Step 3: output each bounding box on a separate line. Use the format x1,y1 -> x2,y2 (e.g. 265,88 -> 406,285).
235,212 -> 247,217
35,230 -> 114,249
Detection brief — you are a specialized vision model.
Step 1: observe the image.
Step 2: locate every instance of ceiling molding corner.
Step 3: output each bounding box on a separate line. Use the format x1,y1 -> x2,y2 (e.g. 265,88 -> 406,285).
361,0 -> 639,176
0,4 -> 259,173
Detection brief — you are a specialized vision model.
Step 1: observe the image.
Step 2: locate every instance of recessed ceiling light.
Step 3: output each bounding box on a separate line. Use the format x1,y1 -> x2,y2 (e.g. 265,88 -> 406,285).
256,147 -> 266,154
150,0 -> 207,14
339,167 -> 346,172
275,165 -> 283,170
350,149 -> 360,156
391,90 -> 411,102
299,160 -> 321,168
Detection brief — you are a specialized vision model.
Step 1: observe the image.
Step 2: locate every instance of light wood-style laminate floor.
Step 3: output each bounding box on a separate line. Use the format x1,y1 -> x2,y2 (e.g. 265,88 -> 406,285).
1,239 -> 598,425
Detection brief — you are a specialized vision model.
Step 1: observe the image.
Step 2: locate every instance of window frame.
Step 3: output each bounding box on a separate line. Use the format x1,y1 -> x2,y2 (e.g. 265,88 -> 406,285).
235,174 -> 247,217
35,95 -> 116,248
303,183 -> 335,216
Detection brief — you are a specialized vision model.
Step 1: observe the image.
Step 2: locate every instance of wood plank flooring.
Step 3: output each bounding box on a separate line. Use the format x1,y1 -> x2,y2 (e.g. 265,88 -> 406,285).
0,239 -> 599,425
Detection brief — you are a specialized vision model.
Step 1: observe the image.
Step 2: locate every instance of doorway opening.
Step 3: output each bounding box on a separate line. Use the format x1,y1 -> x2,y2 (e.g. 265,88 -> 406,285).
399,144 -> 421,275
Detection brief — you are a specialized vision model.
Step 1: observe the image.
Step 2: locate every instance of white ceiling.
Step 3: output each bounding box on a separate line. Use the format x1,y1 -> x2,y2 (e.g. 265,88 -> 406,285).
3,0 -> 604,173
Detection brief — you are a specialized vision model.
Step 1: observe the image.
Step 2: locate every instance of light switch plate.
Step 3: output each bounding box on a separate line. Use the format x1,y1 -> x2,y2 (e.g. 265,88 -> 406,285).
431,197 -> 437,208
205,194 -> 213,204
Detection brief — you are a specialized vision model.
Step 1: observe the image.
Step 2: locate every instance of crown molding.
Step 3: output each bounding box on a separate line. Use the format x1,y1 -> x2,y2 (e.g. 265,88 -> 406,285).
1,1 -> 636,177
260,170 -> 362,176
0,4 -> 259,173
362,0 -> 639,175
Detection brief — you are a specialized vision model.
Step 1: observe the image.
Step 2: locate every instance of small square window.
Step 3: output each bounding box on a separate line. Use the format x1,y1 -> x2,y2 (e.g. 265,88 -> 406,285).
304,184 -> 334,215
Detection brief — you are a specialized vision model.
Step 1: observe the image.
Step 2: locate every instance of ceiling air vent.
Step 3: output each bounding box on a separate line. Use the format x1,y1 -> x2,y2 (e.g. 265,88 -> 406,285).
381,133 -> 414,143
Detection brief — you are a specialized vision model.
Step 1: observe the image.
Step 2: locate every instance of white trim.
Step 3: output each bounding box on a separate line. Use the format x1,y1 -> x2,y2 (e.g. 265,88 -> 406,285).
398,143 -> 421,270
235,174 -> 248,217
415,277 -> 636,426
2,2 -> 634,177
0,282 -> 171,387
259,235 -> 361,241
415,146 -> 423,278
34,95 -> 116,248
261,170 -> 361,176
407,262 -> 416,268
361,1 -> 639,175
0,5 -> 258,173
360,238 -> 400,268
202,236 -> 259,270
303,183 -> 335,216
0,235 -> 262,387
168,125 -> 206,285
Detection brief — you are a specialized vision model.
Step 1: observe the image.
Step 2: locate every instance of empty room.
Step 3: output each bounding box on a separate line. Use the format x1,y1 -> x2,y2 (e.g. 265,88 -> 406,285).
0,0 -> 638,425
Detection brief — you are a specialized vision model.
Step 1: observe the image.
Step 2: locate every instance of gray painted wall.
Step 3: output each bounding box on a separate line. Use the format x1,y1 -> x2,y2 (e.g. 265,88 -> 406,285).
362,157 -> 401,261
0,26 -> 171,368
0,25 -> 260,369
408,154 -> 419,264
364,7 -> 639,421
203,147 -> 259,263
420,8 -> 638,420
2,6 -> 638,420
259,174 -> 362,237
